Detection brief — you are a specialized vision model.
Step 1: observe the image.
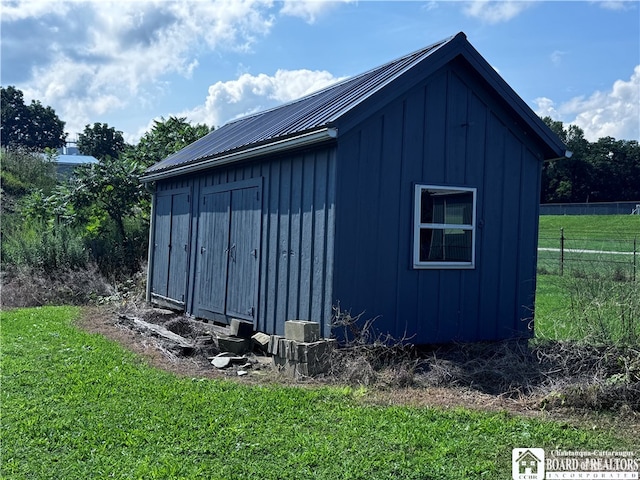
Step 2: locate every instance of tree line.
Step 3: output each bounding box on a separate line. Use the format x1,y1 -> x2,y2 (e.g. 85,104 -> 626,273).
541,117 -> 640,204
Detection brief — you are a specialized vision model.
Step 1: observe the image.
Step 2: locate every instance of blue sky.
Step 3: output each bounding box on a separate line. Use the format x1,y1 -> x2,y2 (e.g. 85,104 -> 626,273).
1,1 -> 638,144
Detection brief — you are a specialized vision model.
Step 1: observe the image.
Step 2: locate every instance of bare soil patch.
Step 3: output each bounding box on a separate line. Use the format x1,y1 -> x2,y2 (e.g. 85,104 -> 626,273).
76,305 -> 640,443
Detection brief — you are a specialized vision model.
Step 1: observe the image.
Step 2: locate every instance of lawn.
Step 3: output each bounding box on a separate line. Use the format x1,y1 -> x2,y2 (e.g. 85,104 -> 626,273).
535,215 -> 640,343
1,306 -> 633,479
538,214 -> 639,249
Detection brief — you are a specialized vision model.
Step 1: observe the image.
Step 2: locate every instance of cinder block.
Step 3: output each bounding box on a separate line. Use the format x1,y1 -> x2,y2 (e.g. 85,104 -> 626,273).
229,318 -> 254,339
272,359 -> 330,377
294,339 -> 336,363
278,338 -> 296,361
252,332 -> 270,350
268,335 -> 283,355
218,336 -> 250,355
284,320 -> 320,343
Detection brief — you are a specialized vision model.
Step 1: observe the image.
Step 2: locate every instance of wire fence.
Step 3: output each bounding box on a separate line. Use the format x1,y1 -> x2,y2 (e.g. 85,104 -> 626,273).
538,229 -> 638,281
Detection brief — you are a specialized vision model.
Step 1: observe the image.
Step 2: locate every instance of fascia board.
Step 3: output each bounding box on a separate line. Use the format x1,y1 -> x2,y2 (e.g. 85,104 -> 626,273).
140,127 -> 337,183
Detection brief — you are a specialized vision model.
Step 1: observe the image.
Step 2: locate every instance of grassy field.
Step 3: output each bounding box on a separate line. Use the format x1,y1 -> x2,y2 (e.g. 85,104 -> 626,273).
538,214 -> 639,246
535,215 -> 640,343
1,306 -> 634,480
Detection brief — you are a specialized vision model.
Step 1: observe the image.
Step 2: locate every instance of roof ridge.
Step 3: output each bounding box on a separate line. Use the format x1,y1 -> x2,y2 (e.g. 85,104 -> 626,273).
225,33 -> 458,126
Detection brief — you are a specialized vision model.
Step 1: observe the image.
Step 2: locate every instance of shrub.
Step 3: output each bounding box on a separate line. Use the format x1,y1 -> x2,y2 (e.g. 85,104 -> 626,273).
85,216 -> 148,279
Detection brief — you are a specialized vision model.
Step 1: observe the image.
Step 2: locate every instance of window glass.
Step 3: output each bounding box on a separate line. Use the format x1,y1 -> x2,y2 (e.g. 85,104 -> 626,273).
420,190 -> 473,224
414,185 -> 476,268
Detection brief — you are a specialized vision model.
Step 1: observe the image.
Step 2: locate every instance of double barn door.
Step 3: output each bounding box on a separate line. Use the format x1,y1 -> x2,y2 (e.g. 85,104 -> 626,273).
193,180 -> 261,323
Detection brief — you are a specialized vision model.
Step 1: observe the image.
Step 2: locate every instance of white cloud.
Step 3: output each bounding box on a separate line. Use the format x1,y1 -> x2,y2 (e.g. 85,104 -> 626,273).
2,0 -> 276,136
279,0 -> 353,24
595,1 -> 636,11
534,65 -> 640,141
182,69 -> 345,128
463,0 -> 535,24
0,0 -> 71,21
550,50 -> 568,66
534,96 -> 558,119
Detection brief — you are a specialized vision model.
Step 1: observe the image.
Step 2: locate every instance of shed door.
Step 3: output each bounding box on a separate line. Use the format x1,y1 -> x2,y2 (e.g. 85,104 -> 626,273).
193,181 -> 261,323
194,190 -> 230,318
226,187 -> 261,320
151,191 -> 190,308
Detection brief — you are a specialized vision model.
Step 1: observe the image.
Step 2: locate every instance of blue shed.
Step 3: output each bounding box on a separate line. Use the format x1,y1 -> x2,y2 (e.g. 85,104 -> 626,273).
141,32 -> 568,344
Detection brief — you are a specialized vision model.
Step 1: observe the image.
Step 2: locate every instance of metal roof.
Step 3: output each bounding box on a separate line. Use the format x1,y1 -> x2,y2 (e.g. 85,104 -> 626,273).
142,30 -> 567,180
143,34 -> 456,177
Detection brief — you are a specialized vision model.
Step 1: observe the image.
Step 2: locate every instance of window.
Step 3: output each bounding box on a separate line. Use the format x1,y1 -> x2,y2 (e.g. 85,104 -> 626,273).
413,185 -> 476,269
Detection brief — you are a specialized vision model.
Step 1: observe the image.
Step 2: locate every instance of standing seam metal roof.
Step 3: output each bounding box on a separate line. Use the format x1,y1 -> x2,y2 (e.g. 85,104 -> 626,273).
145,34 -> 456,175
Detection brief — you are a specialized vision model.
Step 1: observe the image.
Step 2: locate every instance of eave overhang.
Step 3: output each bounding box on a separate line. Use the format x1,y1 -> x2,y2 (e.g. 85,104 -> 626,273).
140,127 -> 337,183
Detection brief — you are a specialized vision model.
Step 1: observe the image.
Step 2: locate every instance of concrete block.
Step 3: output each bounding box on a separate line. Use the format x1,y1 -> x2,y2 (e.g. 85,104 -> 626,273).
278,338 -> 296,361
268,335 -> 284,355
294,339 -> 336,363
229,319 -> 254,339
271,357 -> 292,374
284,320 -> 320,343
271,357 -> 329,377
252,332 -> 270,350
217,336 -> 250,355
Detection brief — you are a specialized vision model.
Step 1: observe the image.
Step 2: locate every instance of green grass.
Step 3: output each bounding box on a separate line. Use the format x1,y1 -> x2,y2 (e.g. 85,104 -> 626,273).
535,215 -> 640,343
2,307 -> 633,479
538,215 -> 639,251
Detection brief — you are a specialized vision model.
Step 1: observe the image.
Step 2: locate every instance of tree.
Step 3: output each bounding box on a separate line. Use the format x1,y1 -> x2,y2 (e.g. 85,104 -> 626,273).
541,117 -> 591,203
588,137 -> 640,202
63,155 -> 146,242
77,122 -> 127,160
0,86 -> 66,150
133,116 -> 211,167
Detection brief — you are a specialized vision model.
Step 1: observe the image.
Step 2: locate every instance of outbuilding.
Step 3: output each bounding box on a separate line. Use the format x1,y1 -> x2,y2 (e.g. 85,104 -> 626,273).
141,32 -> 568,344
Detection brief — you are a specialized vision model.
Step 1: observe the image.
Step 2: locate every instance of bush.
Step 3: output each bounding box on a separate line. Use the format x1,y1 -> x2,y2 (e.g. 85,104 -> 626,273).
85,216 -> 148,279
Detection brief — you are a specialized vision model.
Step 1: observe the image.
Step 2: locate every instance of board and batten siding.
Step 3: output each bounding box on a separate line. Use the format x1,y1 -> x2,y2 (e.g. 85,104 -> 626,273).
151,146 -> 337,337
332,63 -> 545,344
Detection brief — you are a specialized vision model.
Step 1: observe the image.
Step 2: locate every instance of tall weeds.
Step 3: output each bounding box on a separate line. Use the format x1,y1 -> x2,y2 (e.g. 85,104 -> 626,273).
1,221 -> 88,273
562,268 -> 639,345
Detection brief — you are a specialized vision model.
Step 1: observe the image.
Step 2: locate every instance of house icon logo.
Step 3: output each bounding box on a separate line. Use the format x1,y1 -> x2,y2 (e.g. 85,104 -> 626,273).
512,448 -> 545,480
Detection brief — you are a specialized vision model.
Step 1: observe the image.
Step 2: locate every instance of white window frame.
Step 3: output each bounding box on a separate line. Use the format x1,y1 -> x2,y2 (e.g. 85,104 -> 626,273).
413,184 -> 477,269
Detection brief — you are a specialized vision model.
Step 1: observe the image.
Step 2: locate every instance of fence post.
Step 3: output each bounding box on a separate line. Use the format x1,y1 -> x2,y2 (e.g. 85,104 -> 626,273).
560,228 -> 564,276
634,236 -> 637,282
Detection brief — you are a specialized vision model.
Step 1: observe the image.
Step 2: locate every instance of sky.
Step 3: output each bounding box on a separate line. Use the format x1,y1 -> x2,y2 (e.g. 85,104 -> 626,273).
1,0 -> 639,145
